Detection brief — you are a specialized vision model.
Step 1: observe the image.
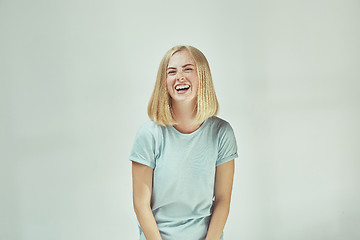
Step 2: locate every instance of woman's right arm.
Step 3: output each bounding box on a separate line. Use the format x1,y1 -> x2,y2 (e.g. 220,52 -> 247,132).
132,161 -> 162,240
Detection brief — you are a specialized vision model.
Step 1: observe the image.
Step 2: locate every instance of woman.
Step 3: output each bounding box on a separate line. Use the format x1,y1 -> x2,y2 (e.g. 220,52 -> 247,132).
129,45 -> 238,240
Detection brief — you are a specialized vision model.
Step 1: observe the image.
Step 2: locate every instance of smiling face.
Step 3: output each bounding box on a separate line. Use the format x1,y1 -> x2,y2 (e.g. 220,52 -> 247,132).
166,50 -> 199,105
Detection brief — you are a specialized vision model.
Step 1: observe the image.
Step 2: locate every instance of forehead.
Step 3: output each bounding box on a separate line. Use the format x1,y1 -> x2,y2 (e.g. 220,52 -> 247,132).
167,50 -> 196,67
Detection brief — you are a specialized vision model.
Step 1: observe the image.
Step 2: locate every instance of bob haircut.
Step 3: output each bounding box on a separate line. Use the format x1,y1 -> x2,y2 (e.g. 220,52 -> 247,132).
147,45 -> 219,127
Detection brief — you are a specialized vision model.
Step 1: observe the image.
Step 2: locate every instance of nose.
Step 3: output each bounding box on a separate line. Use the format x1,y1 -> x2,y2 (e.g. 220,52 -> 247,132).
176,71 -> 185,81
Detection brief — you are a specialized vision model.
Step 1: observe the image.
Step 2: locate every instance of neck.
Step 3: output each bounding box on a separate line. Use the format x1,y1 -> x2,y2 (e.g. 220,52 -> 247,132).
171,100 -> 197,124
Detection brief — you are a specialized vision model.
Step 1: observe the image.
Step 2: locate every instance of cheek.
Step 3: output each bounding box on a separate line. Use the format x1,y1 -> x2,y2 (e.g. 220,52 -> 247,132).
166,78 -> 173,92
192,76 -> 200,91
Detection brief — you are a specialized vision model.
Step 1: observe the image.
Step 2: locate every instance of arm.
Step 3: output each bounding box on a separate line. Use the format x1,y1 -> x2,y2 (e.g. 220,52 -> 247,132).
132,161 -> 162,240
205,159 -> 235,240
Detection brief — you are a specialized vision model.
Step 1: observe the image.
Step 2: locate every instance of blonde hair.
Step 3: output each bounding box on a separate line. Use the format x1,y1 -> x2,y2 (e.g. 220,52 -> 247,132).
147,45 -> 219,126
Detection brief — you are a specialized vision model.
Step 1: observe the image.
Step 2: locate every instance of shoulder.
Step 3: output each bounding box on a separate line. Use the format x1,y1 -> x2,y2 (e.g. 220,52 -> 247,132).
208,116 -> 233,132
208,116 -> 236,144
135,119 -> 164,140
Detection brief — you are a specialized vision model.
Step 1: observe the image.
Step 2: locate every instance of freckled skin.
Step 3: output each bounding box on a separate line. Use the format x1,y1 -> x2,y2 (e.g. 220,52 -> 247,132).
166,50 -> 199,105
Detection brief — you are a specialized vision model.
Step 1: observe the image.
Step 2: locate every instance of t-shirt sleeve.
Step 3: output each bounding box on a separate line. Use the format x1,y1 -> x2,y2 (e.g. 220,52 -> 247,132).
129,125 -> 156,168
216,122 -> 239,166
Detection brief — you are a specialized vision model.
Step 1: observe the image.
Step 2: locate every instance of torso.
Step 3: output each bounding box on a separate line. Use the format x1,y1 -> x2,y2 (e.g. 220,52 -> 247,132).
172,121 -> 204,134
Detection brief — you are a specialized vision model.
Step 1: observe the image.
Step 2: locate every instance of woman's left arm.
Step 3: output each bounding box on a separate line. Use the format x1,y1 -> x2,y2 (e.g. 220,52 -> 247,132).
205,159 -> 235,240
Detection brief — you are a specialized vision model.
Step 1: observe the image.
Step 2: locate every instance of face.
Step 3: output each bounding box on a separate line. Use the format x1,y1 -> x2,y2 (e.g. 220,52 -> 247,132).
166,50 -> 199,105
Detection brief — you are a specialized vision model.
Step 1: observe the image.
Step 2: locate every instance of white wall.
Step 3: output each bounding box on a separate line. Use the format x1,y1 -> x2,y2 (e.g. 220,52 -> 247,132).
1,0 -> 359,239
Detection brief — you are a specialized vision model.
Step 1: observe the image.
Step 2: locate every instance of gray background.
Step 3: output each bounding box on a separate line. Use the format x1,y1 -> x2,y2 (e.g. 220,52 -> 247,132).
1,0 -> 359,239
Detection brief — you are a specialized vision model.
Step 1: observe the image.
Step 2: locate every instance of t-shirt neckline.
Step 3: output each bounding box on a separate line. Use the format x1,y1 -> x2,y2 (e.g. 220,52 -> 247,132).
170,118 -> 209,136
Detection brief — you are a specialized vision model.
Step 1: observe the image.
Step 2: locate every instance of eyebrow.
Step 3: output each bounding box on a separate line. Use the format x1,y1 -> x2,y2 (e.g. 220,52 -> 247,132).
167,64 -> 195,70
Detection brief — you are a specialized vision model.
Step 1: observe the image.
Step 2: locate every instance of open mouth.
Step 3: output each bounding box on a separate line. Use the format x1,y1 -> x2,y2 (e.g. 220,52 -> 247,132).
175,85 -> 190,93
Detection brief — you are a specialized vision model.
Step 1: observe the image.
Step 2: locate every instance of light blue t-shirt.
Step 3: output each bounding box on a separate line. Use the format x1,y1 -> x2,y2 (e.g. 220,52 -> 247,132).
129,116 -> 238,240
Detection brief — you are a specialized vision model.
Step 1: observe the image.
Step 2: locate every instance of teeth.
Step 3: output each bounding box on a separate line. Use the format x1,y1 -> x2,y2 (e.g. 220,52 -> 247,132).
175,85 -> 190,90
